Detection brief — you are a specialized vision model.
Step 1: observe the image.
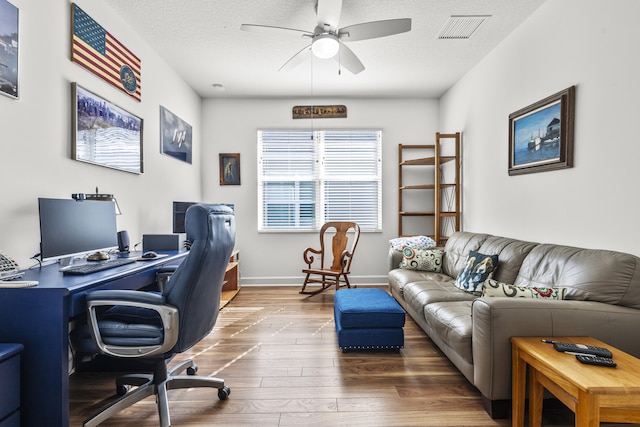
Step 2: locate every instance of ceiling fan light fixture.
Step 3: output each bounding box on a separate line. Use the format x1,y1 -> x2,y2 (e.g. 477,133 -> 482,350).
312,33 -> 339,59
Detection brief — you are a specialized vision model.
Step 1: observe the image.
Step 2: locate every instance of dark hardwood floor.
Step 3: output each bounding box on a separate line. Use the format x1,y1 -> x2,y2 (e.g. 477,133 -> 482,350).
68,286 -> 635,426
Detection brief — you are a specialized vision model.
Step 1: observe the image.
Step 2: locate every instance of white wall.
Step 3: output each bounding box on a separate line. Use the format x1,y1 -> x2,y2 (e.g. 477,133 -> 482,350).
0,0 -> 202,267
439,0 -> 640,255
10,0 -> 635,285
202,98 -> 439,285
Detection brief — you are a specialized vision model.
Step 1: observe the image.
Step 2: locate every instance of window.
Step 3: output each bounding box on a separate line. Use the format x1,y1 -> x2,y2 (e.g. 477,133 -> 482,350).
258,129 -> 382,232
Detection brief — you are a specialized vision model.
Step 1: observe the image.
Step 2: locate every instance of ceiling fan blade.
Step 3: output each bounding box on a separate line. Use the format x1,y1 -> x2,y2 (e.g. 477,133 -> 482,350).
316,0 -> 342,31
338,18 -> 411,42
279,45 -> 312,72
240,24 -> 312,38
336,43 -> 365,74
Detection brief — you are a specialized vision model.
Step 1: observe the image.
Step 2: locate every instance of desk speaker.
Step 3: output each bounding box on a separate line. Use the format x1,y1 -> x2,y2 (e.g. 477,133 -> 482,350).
117,230 -> 130,253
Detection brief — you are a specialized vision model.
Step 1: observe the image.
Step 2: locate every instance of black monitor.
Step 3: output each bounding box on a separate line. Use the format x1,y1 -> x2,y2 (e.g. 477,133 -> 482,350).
38,197 -> 118,265
172,201 -> 235,234
172,201 -> 196,234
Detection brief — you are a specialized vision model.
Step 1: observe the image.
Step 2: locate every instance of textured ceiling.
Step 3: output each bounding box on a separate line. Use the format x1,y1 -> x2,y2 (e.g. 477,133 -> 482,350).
103,0 -> 547,99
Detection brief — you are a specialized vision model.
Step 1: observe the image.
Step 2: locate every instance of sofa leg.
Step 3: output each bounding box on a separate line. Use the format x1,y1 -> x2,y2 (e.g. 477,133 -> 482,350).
481,396 -> 509,419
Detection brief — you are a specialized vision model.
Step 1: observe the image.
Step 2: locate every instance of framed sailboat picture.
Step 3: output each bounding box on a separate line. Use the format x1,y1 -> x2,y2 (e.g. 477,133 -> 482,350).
508,86 -> 575,176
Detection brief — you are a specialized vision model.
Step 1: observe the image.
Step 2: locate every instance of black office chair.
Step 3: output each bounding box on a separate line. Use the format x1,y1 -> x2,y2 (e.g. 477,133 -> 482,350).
77,204 -> 235,427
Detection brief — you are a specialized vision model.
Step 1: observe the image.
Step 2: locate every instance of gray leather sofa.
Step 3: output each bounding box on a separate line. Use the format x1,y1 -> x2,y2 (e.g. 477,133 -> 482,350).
388,231 -> 640,418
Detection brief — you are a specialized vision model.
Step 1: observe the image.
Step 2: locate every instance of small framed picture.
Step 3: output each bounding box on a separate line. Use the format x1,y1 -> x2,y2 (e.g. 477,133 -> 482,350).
508,86 -> 575,175
160,106 -> 192,164
219,153 -> 240,185
0,0 -> 19,99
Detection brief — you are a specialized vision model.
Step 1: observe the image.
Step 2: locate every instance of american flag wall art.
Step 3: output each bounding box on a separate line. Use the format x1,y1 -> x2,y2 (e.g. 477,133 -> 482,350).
71,3 -> 141,101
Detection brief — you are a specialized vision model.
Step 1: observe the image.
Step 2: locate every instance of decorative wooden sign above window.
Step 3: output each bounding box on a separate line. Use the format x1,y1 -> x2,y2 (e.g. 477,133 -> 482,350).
292,105 -> 347,119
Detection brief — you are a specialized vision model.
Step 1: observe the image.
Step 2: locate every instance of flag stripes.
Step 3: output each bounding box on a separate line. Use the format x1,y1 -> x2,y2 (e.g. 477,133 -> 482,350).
71,3 -> 141,101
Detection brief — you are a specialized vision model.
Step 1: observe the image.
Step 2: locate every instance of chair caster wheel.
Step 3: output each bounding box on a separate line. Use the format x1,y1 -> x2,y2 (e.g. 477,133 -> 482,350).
218,386 -> 230,400
116,384 -> 131,396
187,365 -> 198,375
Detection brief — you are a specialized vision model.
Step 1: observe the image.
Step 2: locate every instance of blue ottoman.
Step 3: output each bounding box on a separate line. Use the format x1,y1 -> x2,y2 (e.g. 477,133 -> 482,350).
334,288 -> 405,352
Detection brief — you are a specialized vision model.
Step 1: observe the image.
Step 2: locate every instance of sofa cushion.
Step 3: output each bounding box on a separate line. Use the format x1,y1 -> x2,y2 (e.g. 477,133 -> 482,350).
388,269 -> 451,298
424,301 -> 474,364
400,248 -> 443,272
515,244 -> 640,309
482,279 -> 567,300
442,232 -> 491,278
402,280 -> 476,318
454,251 -> 498,294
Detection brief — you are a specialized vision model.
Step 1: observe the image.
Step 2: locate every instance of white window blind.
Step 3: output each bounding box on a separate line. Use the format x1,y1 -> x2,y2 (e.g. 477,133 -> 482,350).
258,129 -> 382,231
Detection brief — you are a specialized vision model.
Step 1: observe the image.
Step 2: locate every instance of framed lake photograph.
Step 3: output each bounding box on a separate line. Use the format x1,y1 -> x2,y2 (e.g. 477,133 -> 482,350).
72,83 -> 144,174
508,86 -> 575,176
160,105 -> 192,163
0,0 -> 19,99
219,153 -> 240,185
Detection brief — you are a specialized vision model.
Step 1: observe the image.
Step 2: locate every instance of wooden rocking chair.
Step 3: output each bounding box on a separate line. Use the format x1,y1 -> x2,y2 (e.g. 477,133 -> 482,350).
300,221 -> 361,295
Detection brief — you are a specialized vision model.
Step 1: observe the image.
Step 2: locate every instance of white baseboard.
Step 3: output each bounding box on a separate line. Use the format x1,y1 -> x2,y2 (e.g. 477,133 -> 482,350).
240,274 -> 388,286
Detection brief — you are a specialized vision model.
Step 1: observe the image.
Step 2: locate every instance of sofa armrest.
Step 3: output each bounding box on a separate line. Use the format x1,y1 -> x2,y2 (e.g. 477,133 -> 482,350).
471,297 -> 640,401
388,247 -> 403,272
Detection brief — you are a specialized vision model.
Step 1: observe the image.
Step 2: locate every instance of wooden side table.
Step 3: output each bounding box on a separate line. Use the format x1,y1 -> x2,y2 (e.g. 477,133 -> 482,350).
512,336 -> 640,427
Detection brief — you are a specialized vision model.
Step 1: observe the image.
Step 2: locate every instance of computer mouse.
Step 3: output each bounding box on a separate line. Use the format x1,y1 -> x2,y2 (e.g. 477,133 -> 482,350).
141,251 -> 158,259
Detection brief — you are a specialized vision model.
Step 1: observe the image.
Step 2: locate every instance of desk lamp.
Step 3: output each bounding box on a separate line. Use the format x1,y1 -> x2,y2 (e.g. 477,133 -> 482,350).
72,187 -> 121,215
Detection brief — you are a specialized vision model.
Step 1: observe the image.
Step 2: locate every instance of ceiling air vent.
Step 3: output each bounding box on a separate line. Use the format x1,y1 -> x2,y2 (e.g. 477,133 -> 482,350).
438,15 -> 491,39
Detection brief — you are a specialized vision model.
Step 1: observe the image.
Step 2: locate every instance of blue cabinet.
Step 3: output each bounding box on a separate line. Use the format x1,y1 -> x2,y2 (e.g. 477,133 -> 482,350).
0,344 -> 22,427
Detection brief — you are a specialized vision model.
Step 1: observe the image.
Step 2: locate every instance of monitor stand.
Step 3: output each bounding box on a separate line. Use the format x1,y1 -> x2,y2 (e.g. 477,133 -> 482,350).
58,256 -> 75,269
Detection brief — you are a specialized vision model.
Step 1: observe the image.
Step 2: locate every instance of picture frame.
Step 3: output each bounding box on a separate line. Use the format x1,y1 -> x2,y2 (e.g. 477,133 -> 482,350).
72,82 -> 144,174
0,0 -> 19,99
160,106 -> 192,164
508,85 -> 575,176
71,3 -> 142,102
219,153 -> 240,185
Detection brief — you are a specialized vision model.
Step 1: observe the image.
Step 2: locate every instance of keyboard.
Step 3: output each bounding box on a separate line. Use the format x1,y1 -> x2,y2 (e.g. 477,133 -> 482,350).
0,251 -> 23,280
62,258 -> 136,275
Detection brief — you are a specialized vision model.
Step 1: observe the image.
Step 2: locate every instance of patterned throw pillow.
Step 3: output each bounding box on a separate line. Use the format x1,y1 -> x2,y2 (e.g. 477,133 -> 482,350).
482,279 -> 567,300
400,248 -> 443,272
389,235 -> 437,251
454,250 -> 498,294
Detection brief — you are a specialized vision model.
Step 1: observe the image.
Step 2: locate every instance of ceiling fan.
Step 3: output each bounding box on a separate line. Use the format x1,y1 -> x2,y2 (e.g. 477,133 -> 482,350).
240,0 -> 411,74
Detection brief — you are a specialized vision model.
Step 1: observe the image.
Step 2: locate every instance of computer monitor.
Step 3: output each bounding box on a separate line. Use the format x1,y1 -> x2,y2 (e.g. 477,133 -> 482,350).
172,201 -> 196,234
38,197 -> 118,266
172,202 -> 235,233
172,201 -> 235,234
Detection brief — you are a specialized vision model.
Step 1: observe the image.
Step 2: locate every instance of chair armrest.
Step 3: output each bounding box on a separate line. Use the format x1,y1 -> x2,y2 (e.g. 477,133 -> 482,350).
86,290 -> 179,358
339,249 -> 354,271
157,266 -> 178,275
156,266 -> 179,291
303,247 -> 322,266
86,289 -> 165,305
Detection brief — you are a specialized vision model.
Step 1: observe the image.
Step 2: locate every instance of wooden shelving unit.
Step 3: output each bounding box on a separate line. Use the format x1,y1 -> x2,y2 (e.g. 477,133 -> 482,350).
220,250 -> 240,308
398,132 -> 461,245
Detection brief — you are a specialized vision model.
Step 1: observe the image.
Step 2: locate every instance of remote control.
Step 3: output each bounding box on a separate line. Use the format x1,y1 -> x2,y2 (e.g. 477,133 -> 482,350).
552,341 -> 613,358
575,354 -> 617,367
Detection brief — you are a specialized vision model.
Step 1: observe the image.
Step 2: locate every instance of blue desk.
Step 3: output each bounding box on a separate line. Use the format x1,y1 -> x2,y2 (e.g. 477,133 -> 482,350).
0,251 -> 187,427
